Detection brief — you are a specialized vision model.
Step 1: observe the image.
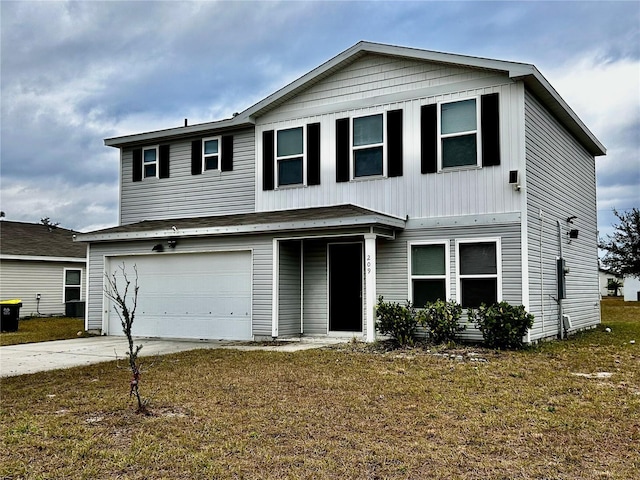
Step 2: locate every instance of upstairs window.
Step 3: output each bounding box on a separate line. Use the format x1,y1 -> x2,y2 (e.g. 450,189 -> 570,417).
409,242 -> 449,307
457,239 -> 501,308
64,268 -> 82,302
202,137 -> 220,171
143,146 -> 158,178
353,114 -> 384,177
276,127 -> 304,186
439,98 -> 480,169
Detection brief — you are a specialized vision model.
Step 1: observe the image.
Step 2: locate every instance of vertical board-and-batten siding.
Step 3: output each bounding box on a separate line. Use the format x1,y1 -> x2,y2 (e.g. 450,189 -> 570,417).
0,260 -> 86,317
524,90 -> 600,340
86,235 -> 273,337
255,54 -> 525,221
120,129 -> 255,225
376,221 -> 522,341
278,240 -> 302,337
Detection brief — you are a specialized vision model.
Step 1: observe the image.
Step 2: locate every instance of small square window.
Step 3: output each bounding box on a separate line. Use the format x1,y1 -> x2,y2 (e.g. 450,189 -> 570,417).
353,114 -> 384,177
276,127 -> 304,187
203,137 -> 220,171
143,147 -> 157,178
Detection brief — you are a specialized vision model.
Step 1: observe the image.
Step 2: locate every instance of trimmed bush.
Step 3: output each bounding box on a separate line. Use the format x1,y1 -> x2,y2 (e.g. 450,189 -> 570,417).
468,302 -> 535,350
375,296 -> 417,346
416,299 -> 465,344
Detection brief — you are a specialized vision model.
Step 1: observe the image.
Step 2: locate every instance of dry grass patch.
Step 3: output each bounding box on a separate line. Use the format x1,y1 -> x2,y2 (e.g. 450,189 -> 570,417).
0,317 -> 86,346
1,299 -> 639,479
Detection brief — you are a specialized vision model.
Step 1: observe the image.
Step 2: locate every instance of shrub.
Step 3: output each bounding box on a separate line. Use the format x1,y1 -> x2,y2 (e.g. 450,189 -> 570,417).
416,299 -> 465,344
375,296 -> 417,346
468,302 -> 534,350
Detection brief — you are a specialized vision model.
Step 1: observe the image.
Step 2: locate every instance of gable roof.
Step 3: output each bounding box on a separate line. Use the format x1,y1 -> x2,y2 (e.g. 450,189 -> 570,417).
0,221 -> 87,260
104,41 -> 605,156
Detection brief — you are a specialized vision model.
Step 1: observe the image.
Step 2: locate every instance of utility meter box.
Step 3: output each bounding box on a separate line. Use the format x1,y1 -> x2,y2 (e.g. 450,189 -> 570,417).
557,257 -> 567,299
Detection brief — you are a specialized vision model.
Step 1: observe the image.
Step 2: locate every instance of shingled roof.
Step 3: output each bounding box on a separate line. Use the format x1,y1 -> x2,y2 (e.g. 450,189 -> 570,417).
0,221 -> 87,259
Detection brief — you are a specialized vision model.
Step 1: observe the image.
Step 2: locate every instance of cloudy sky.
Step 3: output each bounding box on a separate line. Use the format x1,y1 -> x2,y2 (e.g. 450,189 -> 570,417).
1,1 -> 638,238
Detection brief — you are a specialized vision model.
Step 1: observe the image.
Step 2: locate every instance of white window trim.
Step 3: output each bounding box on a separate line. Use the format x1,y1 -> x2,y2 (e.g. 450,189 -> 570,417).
351,112 -> 387,180
202,136 -> 221,173
142,145 -> 159,179
275,125 -> 306,188
407,240 -> 450,306
437,96 -> 482,172
455,237 -> 502,307
62,267 -> 82,303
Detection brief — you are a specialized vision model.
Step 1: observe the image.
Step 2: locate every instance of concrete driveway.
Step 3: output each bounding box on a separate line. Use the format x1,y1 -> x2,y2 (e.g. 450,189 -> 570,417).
0,336 -> 340,378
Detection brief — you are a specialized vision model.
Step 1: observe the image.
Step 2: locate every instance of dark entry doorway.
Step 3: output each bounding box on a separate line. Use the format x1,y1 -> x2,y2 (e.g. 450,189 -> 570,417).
328,243 -> 363,332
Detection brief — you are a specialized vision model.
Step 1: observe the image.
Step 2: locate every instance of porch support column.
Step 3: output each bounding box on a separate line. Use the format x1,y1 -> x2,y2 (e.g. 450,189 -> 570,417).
364,233 -> 377,342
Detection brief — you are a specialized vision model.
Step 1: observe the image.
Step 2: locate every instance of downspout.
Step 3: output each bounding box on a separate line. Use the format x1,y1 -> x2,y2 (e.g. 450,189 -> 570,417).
539,209 -> 544,334
556,220 -> 563,339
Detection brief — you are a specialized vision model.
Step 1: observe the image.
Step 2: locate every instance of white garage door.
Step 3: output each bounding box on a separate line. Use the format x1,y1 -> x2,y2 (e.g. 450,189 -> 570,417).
107,251 -> 252,340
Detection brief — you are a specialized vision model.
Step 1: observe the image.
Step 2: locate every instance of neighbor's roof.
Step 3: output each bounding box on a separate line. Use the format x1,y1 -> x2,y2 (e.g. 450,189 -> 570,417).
0,221 -> 87,260
104,41 -> 605,156
76,204 -> 406,242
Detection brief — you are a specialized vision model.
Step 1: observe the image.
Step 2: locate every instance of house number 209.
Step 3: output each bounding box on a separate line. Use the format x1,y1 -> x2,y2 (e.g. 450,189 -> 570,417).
366,254 -> 371,275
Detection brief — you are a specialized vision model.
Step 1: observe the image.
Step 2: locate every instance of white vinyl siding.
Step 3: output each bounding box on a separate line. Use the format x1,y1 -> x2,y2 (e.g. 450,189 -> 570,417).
524,90 -> 600,340
0,259 -> 86,317
256,81 -> 523,220
277,240 -> 302,337
120,128 -> 255,225
377,219 -> 521,342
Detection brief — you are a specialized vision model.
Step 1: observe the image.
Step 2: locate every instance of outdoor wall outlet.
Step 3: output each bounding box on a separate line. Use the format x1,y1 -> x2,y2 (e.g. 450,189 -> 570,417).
36,293 -> 41,300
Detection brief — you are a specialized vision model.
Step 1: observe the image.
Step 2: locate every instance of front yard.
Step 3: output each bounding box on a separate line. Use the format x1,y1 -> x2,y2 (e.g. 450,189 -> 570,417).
0,316 -> 85,346
1,298 -> 638,479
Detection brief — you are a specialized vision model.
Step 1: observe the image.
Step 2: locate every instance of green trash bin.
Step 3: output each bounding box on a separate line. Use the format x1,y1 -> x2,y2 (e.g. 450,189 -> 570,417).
1,299 -> 22,332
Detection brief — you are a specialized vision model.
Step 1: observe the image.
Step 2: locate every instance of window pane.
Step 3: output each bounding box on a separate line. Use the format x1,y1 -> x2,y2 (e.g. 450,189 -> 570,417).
143,149 -> 156,163
65,270 -> 81,285
277,128 -> 303,157
354,147 -> 383,177
353,114 -> 383,146
442,134 -> 477,168
459,242 -> 497,275
441,99 -> 476,134
204,139 -> 218,155
413,279 -> 446,307
144,164 -> 156,177
205,156 -> 218,170
65,287 -> 81,302
278,157 -> 303,185
411,245 -> 445,275
460,278 -> 497,308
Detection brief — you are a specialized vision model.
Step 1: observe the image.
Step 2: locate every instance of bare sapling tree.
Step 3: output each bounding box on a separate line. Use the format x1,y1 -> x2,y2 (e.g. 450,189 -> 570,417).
104,263 -> 148,414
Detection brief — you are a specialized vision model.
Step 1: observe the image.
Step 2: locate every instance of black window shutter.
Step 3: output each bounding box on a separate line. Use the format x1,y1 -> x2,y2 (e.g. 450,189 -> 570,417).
481,93 -> 500,166
191,140 -> 202,175
421,104 -> 437,174
262,130 -> 274,191
221,135 -> 234,172
387,109 -> 403,177
307,123 -> 321,186
132,148 -> 142,182
159,144 -> 170,178
335,118 -> 350,182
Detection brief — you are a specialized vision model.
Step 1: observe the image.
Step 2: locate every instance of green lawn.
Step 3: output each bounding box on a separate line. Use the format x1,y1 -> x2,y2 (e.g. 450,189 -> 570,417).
1,298 -> 638,479
0,316 -> 86,346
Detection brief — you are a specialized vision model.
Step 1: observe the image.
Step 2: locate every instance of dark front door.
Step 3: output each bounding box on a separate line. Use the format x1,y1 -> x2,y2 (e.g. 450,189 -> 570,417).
329,243 -> 363,332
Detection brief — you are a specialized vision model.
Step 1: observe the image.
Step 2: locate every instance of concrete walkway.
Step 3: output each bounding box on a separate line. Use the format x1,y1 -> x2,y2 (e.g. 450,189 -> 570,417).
0,336 -> 340,378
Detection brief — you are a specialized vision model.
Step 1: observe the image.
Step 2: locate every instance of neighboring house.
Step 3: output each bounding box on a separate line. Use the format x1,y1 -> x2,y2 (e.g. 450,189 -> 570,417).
77,42 -> 605,342
0,221 -> 87,317
599,268 -> 624,297
623,276 -> 640,302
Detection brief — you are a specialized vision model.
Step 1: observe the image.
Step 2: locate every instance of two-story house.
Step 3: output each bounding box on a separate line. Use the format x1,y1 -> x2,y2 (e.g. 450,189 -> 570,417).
78,42 -> 605,343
